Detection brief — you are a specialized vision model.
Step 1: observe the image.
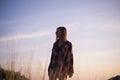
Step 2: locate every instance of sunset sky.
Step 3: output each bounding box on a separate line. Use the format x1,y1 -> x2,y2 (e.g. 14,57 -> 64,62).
0,0 -> 120,80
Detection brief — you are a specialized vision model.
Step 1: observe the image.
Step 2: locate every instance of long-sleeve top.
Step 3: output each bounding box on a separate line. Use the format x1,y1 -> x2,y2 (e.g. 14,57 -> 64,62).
48,40 -> 74,76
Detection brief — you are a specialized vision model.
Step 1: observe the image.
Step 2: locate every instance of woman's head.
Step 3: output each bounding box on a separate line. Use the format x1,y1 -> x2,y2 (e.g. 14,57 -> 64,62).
56,27 -> 67,42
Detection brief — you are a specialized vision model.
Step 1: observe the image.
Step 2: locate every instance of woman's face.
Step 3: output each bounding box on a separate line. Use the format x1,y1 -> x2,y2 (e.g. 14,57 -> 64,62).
56,29 -> 61,40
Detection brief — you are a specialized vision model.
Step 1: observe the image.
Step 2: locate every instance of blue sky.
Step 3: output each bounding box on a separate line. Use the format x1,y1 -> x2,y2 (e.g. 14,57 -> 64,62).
0,0 -> 120,80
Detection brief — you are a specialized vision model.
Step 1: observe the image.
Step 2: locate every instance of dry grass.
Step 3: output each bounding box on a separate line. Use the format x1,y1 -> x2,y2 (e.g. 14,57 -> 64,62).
0,41 -> 31,80
1,41 -> 118,80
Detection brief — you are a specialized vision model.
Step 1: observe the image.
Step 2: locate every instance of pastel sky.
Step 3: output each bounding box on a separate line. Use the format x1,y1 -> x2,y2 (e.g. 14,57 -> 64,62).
0,0 -> 120,80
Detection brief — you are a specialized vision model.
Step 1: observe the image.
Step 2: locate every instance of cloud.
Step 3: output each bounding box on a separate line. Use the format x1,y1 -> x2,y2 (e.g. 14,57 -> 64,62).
0,31 -> 53,42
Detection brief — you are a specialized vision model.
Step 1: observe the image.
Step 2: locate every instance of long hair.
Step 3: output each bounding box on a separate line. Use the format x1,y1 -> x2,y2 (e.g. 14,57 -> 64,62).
56,27 -> 67,45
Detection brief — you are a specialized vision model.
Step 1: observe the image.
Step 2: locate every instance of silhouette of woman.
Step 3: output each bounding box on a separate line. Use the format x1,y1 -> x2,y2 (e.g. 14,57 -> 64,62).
48,27 -> 74,80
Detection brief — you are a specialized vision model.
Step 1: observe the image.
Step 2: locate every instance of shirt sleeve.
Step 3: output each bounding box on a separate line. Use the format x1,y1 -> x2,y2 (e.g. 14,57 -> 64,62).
67,42 -> 74,74
48,43 -> 55,73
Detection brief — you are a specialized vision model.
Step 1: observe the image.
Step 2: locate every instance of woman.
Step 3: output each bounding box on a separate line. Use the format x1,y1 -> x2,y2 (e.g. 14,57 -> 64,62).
48,27 -> 74,80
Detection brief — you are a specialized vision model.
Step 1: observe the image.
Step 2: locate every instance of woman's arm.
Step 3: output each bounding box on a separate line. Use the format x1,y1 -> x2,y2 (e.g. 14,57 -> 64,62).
67,42 -> 74,77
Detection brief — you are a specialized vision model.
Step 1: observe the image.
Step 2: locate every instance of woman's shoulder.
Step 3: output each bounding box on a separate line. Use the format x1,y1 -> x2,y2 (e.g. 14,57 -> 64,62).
65,40 -> 72,46
66,40 -> 72,44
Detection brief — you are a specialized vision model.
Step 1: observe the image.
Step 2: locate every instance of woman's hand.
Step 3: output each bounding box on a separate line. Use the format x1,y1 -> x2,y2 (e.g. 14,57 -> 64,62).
68,72 -> 73,78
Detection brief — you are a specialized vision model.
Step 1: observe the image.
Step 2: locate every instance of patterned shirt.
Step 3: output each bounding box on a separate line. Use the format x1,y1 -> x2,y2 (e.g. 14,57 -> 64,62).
48,40 -> 74,76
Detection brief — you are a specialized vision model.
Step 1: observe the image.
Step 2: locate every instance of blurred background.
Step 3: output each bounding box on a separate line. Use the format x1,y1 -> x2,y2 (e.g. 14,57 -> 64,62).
0,0 -> 120,80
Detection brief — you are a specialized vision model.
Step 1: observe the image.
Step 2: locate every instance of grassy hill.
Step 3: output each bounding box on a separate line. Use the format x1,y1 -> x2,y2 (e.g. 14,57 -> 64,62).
0,66 -> 30,80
